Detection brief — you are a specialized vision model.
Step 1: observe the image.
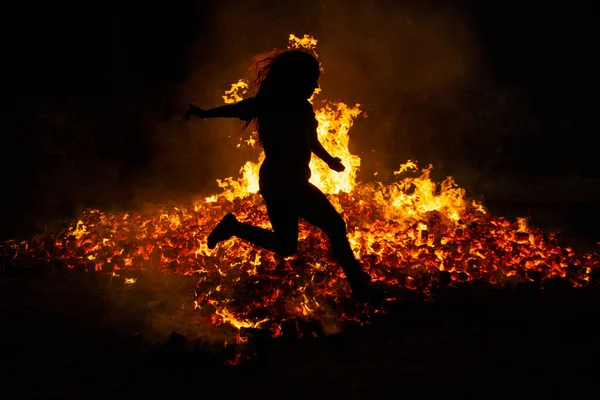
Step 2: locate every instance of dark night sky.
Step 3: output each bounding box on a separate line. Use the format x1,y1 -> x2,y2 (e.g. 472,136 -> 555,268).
4,0 -> 596,241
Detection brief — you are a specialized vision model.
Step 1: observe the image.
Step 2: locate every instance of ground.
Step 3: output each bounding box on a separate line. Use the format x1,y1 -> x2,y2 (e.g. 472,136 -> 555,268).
2,202 -> 600,399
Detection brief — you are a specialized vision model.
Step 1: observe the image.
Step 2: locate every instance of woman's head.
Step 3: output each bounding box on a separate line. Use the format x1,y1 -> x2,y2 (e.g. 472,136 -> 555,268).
251,50 -> 320,99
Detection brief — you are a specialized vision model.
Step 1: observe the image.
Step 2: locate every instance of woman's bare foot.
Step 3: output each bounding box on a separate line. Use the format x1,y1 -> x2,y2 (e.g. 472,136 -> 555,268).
207,213 -> 238,249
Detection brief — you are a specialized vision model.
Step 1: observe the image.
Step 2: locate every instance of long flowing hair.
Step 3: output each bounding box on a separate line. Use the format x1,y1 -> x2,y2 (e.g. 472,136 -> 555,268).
243,49 -> 320,141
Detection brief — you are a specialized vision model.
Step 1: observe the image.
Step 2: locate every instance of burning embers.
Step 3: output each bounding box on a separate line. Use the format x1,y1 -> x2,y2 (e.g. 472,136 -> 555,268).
2,35 -> 600,340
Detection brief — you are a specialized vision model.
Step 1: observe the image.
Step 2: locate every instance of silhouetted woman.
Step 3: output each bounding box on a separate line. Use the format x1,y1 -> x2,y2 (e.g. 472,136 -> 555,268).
185,50 -> 375,300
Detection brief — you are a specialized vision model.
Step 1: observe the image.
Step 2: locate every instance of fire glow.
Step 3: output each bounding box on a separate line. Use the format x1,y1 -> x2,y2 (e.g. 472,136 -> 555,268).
4,34 -> 600,338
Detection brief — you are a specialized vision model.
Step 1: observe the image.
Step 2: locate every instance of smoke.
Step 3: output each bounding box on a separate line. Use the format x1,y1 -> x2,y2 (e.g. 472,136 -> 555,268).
6,0 -> 544,241
311,1 -> 488,176
182,0 -> 537,196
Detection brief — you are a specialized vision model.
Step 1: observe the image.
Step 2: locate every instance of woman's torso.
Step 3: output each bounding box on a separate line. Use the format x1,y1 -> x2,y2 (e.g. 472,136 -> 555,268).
256,97 -> 316,189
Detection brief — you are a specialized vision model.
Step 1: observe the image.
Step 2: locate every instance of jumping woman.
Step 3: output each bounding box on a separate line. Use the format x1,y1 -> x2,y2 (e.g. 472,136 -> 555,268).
185,50 -> 378,301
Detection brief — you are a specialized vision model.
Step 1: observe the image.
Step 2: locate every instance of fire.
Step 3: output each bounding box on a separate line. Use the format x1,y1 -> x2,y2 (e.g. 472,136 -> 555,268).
288,34 -> 319,51
222,79 -> 249,104
2,34 -> 600,342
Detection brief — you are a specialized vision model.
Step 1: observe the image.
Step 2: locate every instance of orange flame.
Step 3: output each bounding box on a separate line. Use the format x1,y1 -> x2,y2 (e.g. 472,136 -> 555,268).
288,34 -> 318,51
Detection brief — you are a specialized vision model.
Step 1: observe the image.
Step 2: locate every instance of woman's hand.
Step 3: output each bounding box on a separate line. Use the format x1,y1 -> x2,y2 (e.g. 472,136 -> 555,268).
328,157 -> 345,172
183,104 -> 205,120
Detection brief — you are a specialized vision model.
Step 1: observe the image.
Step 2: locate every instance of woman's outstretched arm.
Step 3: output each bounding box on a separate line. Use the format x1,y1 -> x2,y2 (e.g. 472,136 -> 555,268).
184,98 -> 257,121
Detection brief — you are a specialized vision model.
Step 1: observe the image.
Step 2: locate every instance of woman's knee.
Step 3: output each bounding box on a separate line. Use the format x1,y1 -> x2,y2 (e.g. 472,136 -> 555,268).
325,215 -> 348,238
276,238 -> 298,257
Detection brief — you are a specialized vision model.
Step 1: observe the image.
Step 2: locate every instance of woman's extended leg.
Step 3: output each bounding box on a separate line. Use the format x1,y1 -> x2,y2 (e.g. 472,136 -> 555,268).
296,183 -> 371,291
